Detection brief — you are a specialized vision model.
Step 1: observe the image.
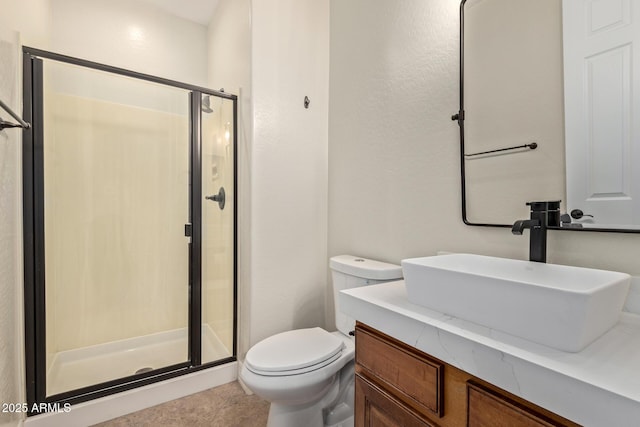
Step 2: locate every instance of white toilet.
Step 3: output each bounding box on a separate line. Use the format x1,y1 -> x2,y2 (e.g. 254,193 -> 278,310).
240,255 -> 402,427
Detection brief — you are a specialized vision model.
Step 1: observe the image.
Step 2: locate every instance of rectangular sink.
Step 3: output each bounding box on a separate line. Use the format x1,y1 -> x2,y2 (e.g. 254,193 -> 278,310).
401,254 -> 630,352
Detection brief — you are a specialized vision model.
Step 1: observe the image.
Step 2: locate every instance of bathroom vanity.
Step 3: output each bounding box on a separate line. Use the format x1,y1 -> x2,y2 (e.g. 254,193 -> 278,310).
355,322 -> 577,426
341,280 -> 640,426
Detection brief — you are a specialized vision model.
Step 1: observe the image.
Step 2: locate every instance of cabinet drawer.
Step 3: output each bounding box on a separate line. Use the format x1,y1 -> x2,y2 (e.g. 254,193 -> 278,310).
356,374 -> 436,427
355,322 -> 444,418
468,382 -> 568,427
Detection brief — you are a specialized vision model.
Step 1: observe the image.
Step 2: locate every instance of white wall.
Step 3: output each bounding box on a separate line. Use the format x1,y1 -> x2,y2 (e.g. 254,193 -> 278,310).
0,3 -> 53,423
207,0 -> 252,95
249,0 -> 330,346
50,0 -> 208,85
0,0 -> 51,48
328,0 -> 640,330
0,30 -> 24,427
206,0 -> 253,356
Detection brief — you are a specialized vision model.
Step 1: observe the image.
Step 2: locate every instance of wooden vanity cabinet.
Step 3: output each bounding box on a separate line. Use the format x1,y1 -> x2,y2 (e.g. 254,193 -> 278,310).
354,322 -> 580,427
355,375 -> 436,427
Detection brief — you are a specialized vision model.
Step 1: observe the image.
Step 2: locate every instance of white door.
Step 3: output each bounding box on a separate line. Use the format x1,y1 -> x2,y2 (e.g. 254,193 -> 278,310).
563,0 -> 640,226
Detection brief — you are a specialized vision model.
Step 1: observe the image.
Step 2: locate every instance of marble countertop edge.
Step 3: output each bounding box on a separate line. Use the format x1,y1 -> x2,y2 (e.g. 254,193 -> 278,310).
340,280 -> 640,426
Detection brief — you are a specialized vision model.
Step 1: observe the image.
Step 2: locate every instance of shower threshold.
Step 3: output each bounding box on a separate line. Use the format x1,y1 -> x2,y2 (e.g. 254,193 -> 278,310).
46,325 -> 230,396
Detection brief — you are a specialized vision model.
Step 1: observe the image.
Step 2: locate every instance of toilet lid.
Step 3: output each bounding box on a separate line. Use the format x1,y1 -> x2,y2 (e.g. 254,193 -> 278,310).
245,327 -> 344,375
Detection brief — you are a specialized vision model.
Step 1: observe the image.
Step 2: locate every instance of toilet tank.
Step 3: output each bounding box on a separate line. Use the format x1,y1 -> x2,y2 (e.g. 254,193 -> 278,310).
330,255 -> 403,336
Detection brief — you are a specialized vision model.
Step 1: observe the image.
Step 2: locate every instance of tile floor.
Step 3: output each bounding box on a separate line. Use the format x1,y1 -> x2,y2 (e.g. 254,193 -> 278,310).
93,382 -> 269,427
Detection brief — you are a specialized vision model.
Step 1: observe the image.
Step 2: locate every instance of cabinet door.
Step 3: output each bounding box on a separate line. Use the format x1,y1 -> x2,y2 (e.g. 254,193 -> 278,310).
356,323 -> 444,418
467,382 -> 563,427
355,375 -> 436,427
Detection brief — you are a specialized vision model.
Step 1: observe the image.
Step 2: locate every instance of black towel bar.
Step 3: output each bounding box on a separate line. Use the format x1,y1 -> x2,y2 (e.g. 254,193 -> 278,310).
0,98 -> 31,131
464,142 -> 537,158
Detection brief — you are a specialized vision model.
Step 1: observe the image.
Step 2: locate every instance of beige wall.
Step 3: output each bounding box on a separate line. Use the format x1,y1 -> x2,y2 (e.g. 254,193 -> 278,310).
328,0 -> 640,329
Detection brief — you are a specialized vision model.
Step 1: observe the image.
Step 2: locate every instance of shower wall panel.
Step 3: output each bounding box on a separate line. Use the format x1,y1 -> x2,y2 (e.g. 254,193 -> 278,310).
43,91 -> 189,357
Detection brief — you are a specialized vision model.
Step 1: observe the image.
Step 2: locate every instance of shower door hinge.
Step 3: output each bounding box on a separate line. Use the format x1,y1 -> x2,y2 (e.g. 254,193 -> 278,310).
184,223 -> 193,237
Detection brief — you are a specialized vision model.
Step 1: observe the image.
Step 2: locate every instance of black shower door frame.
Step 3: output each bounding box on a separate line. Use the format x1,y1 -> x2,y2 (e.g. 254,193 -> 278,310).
22,46 -> 238,413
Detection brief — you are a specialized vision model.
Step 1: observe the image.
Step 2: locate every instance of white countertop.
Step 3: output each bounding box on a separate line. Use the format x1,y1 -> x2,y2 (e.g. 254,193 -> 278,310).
340,280 -> 640,427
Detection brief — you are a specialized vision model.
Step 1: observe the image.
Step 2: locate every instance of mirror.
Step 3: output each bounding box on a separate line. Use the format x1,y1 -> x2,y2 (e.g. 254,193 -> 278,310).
457,0 -> 640,232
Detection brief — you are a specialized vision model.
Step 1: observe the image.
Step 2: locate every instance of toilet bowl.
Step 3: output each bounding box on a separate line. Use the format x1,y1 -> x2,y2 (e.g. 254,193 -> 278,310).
239,255 -> 402,427
241,329 -> 355,427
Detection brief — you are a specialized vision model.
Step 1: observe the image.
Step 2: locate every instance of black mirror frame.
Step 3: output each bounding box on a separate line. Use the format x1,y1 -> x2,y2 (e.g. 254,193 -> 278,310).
455,0 -> 640,234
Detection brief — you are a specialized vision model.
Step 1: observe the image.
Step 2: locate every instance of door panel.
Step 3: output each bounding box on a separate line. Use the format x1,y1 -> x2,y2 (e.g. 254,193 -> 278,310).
41,59 -> 190,396
563,0 -> 640,226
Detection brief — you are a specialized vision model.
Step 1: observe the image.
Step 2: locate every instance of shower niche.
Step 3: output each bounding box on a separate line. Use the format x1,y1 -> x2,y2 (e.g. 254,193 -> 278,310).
22,47 -> 237,411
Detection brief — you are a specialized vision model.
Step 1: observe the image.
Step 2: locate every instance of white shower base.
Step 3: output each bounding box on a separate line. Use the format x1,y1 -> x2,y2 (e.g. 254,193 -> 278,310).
47,325 -> 231,396
26,361 -> 237,427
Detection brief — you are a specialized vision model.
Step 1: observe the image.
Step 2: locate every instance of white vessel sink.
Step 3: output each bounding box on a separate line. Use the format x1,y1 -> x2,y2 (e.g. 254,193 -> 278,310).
401,254 -> 630,352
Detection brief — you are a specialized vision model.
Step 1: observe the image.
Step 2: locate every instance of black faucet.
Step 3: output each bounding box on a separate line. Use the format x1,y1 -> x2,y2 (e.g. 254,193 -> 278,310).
512,201 -> 561,263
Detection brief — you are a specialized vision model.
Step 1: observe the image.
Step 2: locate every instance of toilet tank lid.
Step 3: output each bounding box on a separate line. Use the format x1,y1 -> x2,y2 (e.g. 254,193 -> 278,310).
329,255 -> 402,280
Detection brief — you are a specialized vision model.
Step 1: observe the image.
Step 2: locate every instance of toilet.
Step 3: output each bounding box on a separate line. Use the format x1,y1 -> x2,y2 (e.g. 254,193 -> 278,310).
240,255 -> 403,427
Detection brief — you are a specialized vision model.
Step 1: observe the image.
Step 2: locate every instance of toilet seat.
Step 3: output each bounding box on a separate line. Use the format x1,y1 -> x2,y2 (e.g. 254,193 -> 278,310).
245,327 -> 345,376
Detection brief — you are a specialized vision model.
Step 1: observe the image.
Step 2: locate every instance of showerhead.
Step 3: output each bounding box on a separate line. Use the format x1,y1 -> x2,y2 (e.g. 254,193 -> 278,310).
202,95 -> 214,114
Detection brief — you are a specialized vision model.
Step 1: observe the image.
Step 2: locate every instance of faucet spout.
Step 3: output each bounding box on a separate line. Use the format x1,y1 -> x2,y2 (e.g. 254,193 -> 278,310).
511,201 -> 560,263
511,219 -> 540,235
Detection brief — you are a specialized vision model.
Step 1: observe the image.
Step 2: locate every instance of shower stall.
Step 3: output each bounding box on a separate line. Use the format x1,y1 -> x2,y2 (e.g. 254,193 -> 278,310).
22,47 -> 237,411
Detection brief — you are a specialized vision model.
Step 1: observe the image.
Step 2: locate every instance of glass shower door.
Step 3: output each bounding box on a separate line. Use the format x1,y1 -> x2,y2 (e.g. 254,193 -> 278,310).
24,48 -> 238,410
39,59 -> 191,396
200,94 -> 235,363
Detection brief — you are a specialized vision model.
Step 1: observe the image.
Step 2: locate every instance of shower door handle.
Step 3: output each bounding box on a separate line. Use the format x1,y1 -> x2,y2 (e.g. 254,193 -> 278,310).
205,187 -> 225,210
